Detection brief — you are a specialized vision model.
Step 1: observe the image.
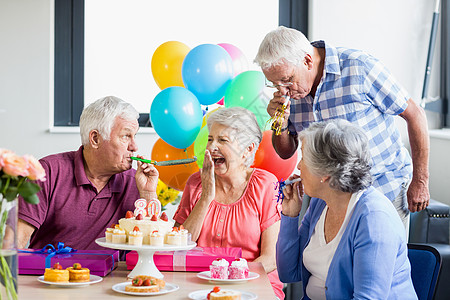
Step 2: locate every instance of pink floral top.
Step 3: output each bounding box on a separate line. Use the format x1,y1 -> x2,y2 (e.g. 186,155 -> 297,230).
173,168 -> 281,260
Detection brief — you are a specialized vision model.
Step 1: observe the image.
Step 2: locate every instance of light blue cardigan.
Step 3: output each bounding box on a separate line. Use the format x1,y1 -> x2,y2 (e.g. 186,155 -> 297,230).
276,186 -> 417,300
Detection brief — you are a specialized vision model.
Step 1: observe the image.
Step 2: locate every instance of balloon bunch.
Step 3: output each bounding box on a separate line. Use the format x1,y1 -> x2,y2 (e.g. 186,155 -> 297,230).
149,41 -> 298,191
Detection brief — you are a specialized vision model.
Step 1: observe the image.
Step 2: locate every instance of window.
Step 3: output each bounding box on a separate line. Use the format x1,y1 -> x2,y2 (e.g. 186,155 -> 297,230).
54,0 -> 308,127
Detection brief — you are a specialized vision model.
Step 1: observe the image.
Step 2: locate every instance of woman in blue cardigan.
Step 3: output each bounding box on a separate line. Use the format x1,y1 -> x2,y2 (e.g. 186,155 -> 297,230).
277,119 -> 417,299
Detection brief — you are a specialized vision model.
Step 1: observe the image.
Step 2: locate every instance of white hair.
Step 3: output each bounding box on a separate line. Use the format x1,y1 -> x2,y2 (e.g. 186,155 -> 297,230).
254,26 -> 314,69
207,107 -> 262,168
79,96 -> 139,145
299,119 -> 373,193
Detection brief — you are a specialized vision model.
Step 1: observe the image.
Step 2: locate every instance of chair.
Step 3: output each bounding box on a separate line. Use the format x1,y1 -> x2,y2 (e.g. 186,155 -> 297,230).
408,243 -> 441,300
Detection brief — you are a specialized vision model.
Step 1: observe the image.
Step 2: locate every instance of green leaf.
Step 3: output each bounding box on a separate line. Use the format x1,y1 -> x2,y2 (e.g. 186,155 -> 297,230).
22,194 -> 39,205
4,187 -> 18,201
18,181 -> 40,197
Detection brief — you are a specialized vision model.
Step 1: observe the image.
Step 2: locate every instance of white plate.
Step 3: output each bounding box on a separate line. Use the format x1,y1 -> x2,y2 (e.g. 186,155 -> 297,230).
197,271 -> 260,283
188,289 -> 257,300
112,282 -> 179,296
37,274 -> 103,287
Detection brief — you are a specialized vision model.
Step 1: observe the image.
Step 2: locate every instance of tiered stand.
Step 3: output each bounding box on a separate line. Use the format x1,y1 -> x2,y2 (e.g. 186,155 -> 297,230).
95,237 -> 196,279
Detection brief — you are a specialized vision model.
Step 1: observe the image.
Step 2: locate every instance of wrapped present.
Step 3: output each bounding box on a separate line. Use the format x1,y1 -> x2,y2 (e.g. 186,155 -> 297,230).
126,247 -> 242,272
18,242 -> 119,277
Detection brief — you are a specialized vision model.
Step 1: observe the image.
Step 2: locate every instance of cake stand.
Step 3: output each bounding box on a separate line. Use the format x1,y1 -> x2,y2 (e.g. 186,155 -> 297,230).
95,237 -> 196,279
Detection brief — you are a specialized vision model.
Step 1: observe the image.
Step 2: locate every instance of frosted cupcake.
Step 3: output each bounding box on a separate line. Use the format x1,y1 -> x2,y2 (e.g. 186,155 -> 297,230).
111,227 -> 127,244
210,258 -> 229,279
149,230 -> 164,246
178,225 -> 190,246
105,224 -> 116,242
166,229 -> 182,246
228,258 -> 249,279
128,226 -> 143,246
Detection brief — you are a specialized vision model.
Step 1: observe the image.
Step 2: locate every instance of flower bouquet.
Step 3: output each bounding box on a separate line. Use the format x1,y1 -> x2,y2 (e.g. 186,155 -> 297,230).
0,149 -> 45,300
156,179 -> 180,210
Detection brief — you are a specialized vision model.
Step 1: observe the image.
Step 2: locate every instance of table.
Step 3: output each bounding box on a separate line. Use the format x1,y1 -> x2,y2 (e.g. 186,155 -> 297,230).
18,262 -> 277,299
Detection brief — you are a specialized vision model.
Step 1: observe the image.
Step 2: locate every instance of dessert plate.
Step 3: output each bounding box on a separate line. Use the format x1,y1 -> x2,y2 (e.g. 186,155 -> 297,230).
112,282 -> 179,296
197,271 -> 260,283
37,274 -> 103,287
188,289 -> 257,300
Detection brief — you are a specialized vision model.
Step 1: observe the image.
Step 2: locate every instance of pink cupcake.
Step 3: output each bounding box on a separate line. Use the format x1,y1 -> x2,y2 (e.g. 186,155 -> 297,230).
210,258 -> 229,279
228,258 -> 249,279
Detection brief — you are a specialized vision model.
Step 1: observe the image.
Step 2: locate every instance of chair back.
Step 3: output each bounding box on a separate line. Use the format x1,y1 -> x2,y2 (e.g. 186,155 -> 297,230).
408,243 -> 441,300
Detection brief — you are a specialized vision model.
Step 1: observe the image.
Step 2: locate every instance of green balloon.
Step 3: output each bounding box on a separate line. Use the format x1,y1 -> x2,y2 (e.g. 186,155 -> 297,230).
194,125 -> 209,168
224,70 -> 271,131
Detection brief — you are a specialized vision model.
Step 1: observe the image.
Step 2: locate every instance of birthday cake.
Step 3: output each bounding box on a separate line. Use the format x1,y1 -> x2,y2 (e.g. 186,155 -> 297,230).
117,198 -> 174,245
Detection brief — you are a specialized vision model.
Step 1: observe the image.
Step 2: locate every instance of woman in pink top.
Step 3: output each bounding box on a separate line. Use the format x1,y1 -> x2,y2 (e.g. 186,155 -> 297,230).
174,107 -> 284,299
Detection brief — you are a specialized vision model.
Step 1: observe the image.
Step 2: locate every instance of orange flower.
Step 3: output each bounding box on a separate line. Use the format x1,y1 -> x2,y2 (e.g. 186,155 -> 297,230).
24,155 -> 46,181
0,148 -> 13,170
1,152 -> 29,177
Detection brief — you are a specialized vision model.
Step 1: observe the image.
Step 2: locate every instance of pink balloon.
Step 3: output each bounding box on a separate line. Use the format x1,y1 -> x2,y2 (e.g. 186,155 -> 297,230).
218,43 -> 249,76
217,98 -> 224,105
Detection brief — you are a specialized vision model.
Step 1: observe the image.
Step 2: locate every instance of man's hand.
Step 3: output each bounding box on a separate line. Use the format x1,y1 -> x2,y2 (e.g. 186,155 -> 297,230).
267,91 -> 291,127
281,175 -> 303,217
135,155 -> 159,200
407,177 -> 430,212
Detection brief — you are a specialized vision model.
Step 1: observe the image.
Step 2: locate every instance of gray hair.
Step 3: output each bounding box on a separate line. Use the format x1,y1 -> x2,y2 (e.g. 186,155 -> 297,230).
206,107 -> 262,168
299,119 -> 372,193
80,96 -> 139,145
254,26 -> 314,69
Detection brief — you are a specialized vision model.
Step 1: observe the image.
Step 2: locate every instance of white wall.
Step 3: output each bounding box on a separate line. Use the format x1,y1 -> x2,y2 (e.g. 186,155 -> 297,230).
1,0 -> 449,204
0,0 -> 159,160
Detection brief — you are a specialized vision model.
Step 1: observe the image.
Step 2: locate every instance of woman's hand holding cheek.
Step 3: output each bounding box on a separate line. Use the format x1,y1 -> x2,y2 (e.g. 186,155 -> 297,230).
200,150 -> 215,203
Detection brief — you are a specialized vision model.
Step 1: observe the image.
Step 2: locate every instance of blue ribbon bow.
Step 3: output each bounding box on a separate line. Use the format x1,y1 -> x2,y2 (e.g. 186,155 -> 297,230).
19,242 -> 77,268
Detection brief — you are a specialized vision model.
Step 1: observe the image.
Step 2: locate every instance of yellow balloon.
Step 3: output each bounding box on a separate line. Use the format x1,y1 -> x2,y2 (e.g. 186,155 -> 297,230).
201,107 -> 222,128
151,41 -> 190,90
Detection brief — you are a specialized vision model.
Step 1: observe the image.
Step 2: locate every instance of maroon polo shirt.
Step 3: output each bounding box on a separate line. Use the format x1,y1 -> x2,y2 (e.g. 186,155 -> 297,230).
19,146 -> 140,250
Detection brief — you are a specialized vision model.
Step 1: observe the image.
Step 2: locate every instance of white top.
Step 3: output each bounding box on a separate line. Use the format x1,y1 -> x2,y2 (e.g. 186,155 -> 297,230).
303,190 -> 363,300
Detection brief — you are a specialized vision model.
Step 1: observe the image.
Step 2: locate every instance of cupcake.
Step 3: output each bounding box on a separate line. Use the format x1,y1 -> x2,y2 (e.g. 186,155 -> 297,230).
178,225 -> 190,246
166,228 -> 182,246
210,258 -> 229,279
128,226 -> 143,246
105,224 -> 115,242
228,258 -> 249,279
111,227 -> 127,244
149,230 -> 164,246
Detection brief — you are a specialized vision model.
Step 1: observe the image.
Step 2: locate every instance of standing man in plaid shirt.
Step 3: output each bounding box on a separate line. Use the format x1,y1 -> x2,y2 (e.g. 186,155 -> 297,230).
254,26 -> 429,229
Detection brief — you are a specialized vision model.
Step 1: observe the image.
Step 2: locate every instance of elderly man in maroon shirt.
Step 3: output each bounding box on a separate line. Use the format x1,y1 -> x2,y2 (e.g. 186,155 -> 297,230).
18,96 -> 159,250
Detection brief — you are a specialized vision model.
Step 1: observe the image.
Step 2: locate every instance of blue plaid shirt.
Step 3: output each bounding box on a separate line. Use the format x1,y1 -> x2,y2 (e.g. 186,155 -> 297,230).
288,41 -> 412,201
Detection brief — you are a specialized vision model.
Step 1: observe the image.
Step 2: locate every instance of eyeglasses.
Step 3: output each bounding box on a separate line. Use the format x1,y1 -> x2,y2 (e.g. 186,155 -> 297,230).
265,77 -> 294,89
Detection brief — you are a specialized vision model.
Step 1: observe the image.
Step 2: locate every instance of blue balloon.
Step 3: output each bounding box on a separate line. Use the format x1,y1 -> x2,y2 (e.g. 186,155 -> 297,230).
182,44 -> 234,105
150,87 -> 203,149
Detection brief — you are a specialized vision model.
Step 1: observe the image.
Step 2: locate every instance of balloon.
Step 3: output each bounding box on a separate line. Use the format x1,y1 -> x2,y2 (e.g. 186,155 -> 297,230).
252,131 -> 298,181
218,43 -> 249,76
151,138 -> 199,191
182,44 -> 234,105
150,86 -> 202,149
224,71 -> 271,131
193,126 -> 209,168
151,41 -> 190,90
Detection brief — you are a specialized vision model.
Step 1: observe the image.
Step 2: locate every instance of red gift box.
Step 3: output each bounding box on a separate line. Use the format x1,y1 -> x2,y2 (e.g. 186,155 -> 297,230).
18,249 -> 119,277
126,247 -> 242,272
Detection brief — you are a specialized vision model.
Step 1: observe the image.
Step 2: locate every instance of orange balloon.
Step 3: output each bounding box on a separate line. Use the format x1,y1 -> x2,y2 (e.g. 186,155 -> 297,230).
151,138 -> 199,191
252,131 -> 298,181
